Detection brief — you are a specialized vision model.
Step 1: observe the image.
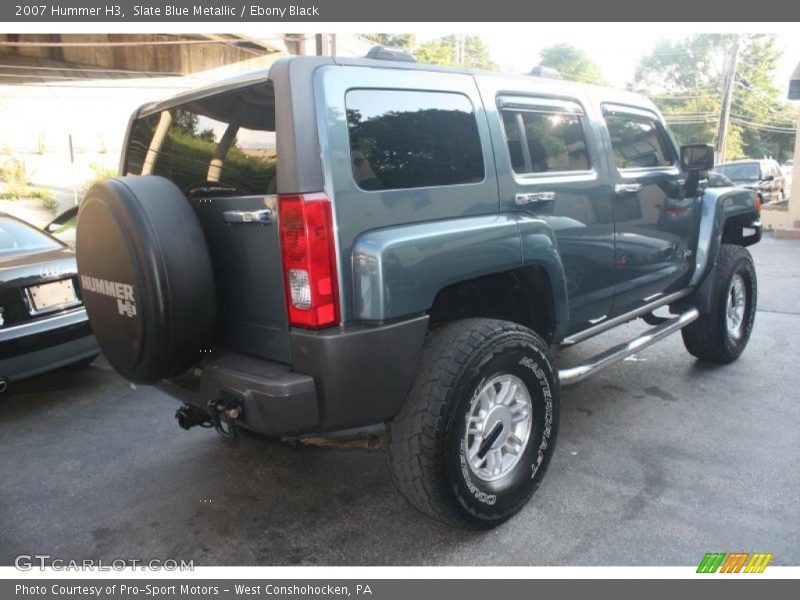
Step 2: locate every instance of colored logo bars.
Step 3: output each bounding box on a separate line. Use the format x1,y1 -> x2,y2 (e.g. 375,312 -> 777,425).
697,552 -> 773,573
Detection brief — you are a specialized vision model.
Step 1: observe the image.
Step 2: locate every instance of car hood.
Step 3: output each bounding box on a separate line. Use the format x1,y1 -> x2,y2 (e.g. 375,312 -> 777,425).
0,247 -> 77,286
729,179 -> 764,189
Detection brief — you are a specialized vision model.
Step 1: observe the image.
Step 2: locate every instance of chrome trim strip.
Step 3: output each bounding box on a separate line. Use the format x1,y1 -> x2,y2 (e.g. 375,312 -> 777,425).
221,208 -> 273,224
514,191 -> 556,205
0,307 -> 88,342
560,288 -> 692,346
558,308 -> 700,387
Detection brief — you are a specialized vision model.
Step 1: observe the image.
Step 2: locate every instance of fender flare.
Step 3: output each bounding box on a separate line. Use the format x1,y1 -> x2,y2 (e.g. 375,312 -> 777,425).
685,186 -> 761,313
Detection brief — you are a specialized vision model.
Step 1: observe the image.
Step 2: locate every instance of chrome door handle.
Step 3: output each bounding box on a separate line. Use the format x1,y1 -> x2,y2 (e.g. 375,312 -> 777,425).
222,208 -> 273,224
515,191 -> 556,206
614,183 -> 643,194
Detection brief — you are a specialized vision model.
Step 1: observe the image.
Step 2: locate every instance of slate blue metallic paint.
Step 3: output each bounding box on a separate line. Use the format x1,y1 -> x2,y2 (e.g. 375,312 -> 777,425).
311,61 -> 758,343
476,74 -> 615,336
314,66 -> 499,323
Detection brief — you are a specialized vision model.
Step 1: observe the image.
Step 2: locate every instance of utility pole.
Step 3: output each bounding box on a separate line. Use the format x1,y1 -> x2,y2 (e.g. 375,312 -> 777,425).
454,34 -> 465,66
716,36 -> 740,163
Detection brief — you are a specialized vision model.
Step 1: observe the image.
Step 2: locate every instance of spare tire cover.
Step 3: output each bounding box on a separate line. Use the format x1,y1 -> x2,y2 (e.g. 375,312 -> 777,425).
76,175 -> 215,384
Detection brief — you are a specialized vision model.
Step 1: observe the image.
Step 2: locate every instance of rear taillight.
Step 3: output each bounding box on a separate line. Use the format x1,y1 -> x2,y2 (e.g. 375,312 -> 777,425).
278,193 -> 340,328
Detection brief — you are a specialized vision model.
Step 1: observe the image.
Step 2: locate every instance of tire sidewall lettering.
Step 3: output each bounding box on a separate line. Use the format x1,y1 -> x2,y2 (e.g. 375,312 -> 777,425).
448,339 -> 558,518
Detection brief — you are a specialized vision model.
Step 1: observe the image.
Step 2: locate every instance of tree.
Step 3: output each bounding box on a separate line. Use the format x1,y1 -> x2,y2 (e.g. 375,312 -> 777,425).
414,35 -> 497,71
538,44 -> 607,85
362,34 -> 416,50
634,34 -> 797,162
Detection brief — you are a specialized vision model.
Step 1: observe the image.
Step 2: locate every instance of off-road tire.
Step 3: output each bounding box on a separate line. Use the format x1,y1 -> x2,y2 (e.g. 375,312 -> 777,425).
682,244 -> 757,363
388,319 -> 559,529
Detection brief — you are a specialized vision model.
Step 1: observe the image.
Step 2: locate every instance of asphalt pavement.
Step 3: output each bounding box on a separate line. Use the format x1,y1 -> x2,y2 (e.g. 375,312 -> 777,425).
1,234 -> 798,566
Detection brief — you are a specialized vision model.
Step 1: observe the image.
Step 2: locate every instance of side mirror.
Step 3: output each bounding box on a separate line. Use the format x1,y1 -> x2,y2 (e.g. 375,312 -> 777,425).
763,174 -> 775,181
680,144 -> 715,172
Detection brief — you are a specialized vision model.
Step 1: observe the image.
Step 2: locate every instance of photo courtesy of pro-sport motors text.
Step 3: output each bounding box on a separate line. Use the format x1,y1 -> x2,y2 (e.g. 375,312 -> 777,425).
0,0 -> 798,596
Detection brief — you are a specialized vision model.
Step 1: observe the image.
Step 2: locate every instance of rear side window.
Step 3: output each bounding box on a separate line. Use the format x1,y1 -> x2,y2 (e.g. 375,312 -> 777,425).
605,113 -> 674,169
500,109 -> 590,174
0,217 -> 60,256
125,83 -> 277,197
345,89 -> 484,191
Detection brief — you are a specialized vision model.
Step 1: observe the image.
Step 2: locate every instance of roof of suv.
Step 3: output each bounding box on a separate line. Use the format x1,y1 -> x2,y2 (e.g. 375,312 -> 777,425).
138,55 -> 659,118
717,159 -> 780,167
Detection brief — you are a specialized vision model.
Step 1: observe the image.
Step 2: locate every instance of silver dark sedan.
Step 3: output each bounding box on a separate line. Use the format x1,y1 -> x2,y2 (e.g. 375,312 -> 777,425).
0,212 -> 98,391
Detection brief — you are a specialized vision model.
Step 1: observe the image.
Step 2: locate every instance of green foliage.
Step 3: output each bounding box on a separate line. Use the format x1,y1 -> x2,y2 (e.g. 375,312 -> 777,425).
31,188 -> 57,214
538,44 -> 607,85
635,34 -> 798,162
0,157 -> 28,199
28,187 -> 53,201
414,35 -> 498,71
80,162 -> 118,197
0,158 -> 56,208
362,34 -> 416,49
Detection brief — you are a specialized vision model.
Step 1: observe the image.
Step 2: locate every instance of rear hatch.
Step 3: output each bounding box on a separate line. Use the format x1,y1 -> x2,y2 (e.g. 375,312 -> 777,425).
122,80 -> 291,363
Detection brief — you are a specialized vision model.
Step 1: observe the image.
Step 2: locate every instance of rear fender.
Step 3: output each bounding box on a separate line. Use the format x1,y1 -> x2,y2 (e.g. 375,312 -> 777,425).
351,213 -> 568,338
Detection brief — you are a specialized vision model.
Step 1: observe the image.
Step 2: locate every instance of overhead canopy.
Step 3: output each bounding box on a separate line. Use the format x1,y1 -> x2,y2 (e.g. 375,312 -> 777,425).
790,61 -> 800,100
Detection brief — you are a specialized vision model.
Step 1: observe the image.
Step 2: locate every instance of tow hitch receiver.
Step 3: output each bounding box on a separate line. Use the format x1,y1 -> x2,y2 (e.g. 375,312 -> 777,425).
175,404 -> 213,430
207,395 -> 244,439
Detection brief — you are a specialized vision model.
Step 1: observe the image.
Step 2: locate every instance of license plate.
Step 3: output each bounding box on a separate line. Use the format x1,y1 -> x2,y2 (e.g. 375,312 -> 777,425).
26,279 -> 78,313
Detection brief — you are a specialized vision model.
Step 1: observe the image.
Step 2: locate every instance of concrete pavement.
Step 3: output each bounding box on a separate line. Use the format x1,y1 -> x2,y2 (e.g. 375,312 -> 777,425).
1,235 -> 798,566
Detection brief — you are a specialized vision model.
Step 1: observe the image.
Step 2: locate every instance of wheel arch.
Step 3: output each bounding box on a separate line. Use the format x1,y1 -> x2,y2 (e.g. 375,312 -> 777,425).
684,186 -> 761,315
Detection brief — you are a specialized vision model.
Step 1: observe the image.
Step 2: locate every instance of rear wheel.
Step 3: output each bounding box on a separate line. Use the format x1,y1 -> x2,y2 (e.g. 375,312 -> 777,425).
682,244 -> 757,363
388,319 -> 559,529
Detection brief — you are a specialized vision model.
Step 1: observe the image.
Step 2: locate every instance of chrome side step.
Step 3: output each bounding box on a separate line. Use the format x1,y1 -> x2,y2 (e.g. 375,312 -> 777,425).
560,289 -> 692,346
558,307 -> 700,387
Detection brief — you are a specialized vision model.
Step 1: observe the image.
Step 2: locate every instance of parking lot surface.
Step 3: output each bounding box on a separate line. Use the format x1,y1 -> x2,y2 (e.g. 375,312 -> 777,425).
1,235 -> 799,566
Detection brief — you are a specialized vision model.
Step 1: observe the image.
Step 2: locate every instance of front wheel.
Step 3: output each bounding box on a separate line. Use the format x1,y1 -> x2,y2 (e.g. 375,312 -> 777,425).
682,244 -> 757,363
388,319 -> 559,529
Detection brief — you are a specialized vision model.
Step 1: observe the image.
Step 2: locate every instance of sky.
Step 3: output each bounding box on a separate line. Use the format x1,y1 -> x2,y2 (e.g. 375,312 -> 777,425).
419,28 -> 800,95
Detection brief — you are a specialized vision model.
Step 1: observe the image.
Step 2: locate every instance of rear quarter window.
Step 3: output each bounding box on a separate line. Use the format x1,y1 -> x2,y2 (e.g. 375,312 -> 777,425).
345,89 -> 485,191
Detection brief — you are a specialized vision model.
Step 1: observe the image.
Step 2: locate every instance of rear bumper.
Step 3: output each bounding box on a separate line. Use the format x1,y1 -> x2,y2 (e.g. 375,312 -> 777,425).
159,314 -> 429,437
0,309 -> 98,382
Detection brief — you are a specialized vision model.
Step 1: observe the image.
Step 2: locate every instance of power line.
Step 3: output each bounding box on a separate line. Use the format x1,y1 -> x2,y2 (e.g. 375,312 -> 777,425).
730,117 -> 796,133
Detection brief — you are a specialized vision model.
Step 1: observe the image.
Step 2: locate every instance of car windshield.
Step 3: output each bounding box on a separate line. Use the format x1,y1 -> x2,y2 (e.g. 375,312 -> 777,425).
0,216 -> 61,256
715,162 -> 761,181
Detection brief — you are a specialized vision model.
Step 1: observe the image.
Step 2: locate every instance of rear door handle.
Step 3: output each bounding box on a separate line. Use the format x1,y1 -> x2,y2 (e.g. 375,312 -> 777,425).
222,208 -> 273,224
614,183 -> 643,194
515,191 -> 556,206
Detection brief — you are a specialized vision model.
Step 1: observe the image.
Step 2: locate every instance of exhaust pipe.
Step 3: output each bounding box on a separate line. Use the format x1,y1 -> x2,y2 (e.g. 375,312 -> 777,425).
0,379 -> 7,394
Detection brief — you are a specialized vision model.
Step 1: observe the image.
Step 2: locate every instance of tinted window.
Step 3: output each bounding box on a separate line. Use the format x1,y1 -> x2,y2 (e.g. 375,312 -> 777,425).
125,83 -> 277,197
605,113 -> 674,169
0,217 -> 61,256
346,89 -> 484,190
715,162 -> 760,181
501,109 -> 590,174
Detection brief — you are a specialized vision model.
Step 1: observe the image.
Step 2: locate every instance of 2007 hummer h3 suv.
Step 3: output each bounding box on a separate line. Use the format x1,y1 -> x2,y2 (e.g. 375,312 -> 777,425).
76,50 -> 761,529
